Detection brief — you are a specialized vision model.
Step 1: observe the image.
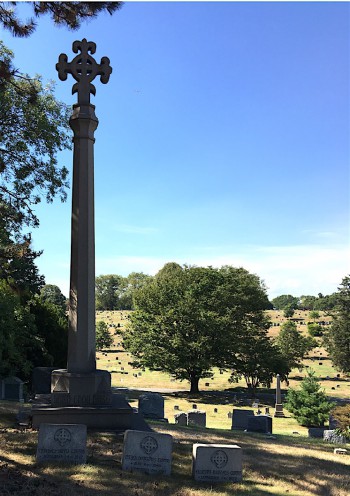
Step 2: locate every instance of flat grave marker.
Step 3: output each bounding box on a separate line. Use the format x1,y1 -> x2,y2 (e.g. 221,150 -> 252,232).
122,430 -> 172,475
36,423 -> 87,464
192,443 -> 242,482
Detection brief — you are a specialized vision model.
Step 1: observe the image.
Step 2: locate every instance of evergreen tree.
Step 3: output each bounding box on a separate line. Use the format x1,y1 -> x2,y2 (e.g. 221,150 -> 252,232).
96,321 -> 113,351
285,370 -> 334,427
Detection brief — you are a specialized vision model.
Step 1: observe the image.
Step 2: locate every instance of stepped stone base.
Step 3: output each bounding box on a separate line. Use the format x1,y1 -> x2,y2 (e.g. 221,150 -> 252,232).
274,404 -> 285,418
32,393 -> 151,431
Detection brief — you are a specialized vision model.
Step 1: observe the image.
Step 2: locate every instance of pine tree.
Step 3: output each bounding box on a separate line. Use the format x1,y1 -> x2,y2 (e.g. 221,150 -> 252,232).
285,370 -> 334,427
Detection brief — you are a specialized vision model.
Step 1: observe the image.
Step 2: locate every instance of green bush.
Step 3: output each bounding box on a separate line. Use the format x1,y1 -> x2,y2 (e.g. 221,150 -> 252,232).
307,323 -> 324,337
285,370 -> 335,427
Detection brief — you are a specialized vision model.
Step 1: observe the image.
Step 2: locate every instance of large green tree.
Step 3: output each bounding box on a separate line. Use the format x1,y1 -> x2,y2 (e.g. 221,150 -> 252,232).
323,275 -> 350,373
40,284 -> 67,311
124,263 -> 270,393
271,294 -> 299,311
95,274 -> 124,310
275,320 -> 316,378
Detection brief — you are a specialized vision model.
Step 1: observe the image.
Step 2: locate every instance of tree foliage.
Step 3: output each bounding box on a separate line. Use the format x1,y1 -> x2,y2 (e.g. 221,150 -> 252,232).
275,320 -> 316,376
124,263 -> 271,393
0,2 -> 122,38
331,404 -> 350,440
285,370 -> 335,427
39,284 -> 67,311
96,321 -> 113,351
323,275 -> 350,374
271,294 -> 299,310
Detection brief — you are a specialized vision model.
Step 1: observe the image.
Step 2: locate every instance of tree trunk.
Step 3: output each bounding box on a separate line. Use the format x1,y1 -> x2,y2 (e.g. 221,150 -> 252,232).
189,375 -> 200,393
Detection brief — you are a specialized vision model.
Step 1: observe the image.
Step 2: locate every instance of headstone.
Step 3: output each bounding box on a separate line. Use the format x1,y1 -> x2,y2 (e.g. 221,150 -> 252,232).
174,405 -> 179,410
32,367 -> 56,394
192,444 -> 242,482
247,415 -> 272,434
231,409 -> 254,430
187,410 -> 206,428
214,408 -> 218,413
274,374 -> 285,417
329,415 -> 338,430
265,407 -> 270,415
205,383 -> 210,387
122,430 -> 172,475
228,411 -> 233,419
323,430 -> 347,444
252,401 -> 259,408
138,393 -> 164,419
193,404 -> 197,409
174,412 -> 187,426
1,376 -> 24,402
36,423 -> 87,464
334,448 -> 347,455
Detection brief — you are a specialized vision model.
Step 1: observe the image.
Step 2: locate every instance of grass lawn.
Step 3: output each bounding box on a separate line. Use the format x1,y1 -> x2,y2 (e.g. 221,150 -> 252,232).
0,401 -> 349,496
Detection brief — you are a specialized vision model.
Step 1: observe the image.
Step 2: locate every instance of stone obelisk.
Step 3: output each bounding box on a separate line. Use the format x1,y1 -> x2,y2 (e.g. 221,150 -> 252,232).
274,374 -> 285,418
51,39 -> 113,407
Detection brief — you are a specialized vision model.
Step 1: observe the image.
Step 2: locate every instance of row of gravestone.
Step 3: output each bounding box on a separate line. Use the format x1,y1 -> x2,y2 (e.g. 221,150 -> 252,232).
36,424 -> 243,482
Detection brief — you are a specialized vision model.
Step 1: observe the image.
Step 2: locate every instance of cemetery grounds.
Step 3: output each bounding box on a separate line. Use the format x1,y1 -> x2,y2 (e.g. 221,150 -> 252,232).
0,310 -> 349,495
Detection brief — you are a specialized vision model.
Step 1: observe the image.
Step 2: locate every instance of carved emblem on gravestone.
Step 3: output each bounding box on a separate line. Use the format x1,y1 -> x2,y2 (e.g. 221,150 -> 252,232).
54,428 -> 72,446
210,449 -> 228,469
140,436 -> 158,455
56,38 -> 112,106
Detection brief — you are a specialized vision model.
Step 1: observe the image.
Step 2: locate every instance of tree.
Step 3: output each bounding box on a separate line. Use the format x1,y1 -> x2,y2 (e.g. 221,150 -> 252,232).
275,320 -> 316,376
283,304 -> 295,318
331,404 -> 350,440
323,275 -> 350,373
309,310 -> 320,322
118,272 -> 153,310
95,274 -> 123,310
96,321 -> 113,351
271,294 -> 299,311
0,2 -> 122,38
285,370 -> 334,427
124,263 -> 271,393
228,322 -> 289,393
40,284 -> 67,311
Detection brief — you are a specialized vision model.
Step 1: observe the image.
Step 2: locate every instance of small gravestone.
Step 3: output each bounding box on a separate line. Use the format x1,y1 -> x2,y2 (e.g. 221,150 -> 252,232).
122,430 -> 172,475
192,443 -> 242,482
247,415 -> 272,434
228,411 -> 233,419
174,405 -> 179,410
231,409 -> 254,430
214,408 -> 218,413
205,383 -> 210,387
193,404 -> 197,409
36,424 -> 87,464
265,407 -> 270,415
174,412 -> 187,426
252,401 -> 259,408
334,448 -> 347,455
187,410 -> 206,427
329,415 -> 338,430
138,392 -> 164,419
323,430 -> 347,444
1,376 -> 24,402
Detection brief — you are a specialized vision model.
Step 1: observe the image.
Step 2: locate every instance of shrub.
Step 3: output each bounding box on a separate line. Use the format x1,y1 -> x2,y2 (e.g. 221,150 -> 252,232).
307,323 -> 324,337
285,370 -> 335,427
331,404 -> 350,440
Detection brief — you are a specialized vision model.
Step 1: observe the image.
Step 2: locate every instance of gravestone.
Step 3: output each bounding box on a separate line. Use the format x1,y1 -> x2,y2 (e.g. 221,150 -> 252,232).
122,430 -> 172,475
174,412 -> 187,426
1,376 -> 24,402
274,374 -> 285,418
323,430 -> 347,444
138,393 -> 164,419
36,423 -> 87,464
192,444 -> 242,482
329,415 -> 338,429
231,409 -> 254,430
187,410 -> 206,428
247,415 -> 272,433
32,367 -> 57,394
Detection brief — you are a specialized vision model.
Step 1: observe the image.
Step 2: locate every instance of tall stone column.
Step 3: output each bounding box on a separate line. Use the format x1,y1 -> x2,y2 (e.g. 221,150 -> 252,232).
50,39 -> 112,407
274,374 -> 285,418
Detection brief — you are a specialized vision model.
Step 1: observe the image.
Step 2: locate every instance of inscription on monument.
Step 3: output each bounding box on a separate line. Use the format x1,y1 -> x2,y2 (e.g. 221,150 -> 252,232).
36,423 -> 87,464
192,443 -> 242,482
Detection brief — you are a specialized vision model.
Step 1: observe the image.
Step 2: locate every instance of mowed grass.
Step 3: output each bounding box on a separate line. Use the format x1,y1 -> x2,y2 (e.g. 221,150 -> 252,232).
0,401 -> 349,496
96,310 -> 349,401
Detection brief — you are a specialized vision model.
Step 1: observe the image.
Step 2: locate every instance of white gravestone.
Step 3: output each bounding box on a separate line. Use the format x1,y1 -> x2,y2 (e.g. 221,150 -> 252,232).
192,444 -> 242,482
122,430 -> 172,475
36,423 -> 87,464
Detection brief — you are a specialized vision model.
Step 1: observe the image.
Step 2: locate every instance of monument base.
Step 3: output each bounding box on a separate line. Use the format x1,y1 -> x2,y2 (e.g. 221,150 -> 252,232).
31,393 -> 151,432
274,404 -> 286,418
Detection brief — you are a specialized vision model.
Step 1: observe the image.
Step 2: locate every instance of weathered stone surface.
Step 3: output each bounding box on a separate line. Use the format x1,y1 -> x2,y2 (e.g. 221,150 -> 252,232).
174,412 -> 187,426
308,427 -> 326,438
138,393 -> 164,419
231,409 -> 254,430
323,430 -> 347,444
192,443 -> 242,482
1,376 -> 24,402
122,430 -> 172,475
187,410 -> 206,428
36,423 -> 87,464
247,415 -> 272,433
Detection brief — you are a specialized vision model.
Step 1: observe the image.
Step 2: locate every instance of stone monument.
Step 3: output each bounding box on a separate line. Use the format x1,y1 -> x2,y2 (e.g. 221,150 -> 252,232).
274,374 -> 285,418
31,40 -> 148,431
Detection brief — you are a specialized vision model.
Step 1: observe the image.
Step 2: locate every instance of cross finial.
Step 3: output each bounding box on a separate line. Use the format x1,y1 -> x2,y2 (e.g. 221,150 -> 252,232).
56,39 -> 112,105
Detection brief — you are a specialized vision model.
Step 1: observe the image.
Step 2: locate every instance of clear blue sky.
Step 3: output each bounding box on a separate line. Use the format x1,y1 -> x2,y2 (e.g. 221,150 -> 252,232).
2,1 -> 349,299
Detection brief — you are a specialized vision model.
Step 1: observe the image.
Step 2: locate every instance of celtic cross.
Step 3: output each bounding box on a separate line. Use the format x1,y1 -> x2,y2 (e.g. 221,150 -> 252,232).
56,38 -> 112,106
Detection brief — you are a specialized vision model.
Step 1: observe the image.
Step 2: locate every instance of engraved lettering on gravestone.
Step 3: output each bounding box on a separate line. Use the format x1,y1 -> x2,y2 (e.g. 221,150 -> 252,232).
56,39 -> 112,105
211,450 -> 228,469
140,436 -> 158,455
54,428 -> 72,446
